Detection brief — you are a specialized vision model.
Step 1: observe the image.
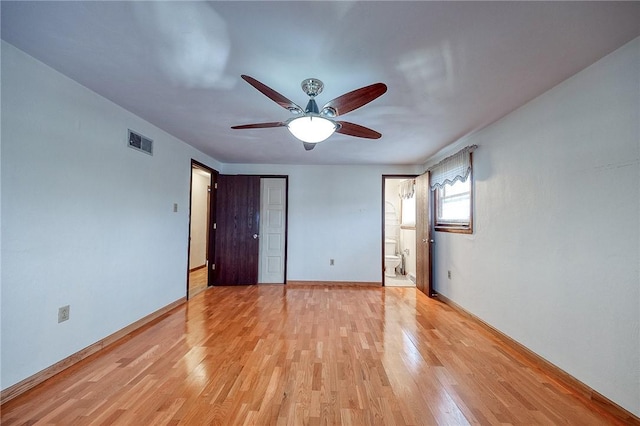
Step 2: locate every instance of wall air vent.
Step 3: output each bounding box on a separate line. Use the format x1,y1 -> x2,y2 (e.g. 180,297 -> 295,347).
128,129 -> 153,156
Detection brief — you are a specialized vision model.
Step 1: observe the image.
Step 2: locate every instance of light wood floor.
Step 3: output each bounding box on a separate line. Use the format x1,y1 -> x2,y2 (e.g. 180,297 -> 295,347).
1,285 -> 631,425
188,266 -> 208,299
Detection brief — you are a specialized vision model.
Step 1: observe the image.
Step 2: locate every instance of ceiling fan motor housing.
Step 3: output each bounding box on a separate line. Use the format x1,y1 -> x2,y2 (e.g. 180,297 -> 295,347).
301,78 -> 323,97
302,79 -> 337,117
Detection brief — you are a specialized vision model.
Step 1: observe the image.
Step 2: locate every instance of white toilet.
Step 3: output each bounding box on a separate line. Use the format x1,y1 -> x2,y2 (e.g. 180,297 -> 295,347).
384,238 -> 401,277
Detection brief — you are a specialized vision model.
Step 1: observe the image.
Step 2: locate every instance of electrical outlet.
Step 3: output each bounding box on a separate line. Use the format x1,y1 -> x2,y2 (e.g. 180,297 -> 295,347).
173,203 -> 178,213
447,270 -> 451,279
330,259 -> 335,266
58,305 -> 70,323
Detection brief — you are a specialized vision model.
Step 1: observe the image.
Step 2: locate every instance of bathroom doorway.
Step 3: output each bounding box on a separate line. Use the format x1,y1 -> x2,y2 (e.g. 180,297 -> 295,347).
382,175 -> 418,287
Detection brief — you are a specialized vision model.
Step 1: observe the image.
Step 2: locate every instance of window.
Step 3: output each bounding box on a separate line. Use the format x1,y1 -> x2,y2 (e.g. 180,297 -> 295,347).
397,178 -> 416,228
434,173 -> 472,233
400,194 -> 415,228
430,147 -> 475,234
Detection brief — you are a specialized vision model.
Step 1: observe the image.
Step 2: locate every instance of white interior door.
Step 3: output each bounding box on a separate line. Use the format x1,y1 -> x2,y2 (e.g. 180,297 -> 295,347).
258,178 -> 286,283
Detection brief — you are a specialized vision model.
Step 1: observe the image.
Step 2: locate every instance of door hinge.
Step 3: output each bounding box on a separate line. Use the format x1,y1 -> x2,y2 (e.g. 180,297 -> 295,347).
214,182 -> 218,189
211,263 -> 216,271
213,223 -> 217,230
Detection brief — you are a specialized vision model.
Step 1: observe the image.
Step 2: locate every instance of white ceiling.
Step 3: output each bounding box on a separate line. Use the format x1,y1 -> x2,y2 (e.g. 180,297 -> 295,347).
2,1 -> 639,165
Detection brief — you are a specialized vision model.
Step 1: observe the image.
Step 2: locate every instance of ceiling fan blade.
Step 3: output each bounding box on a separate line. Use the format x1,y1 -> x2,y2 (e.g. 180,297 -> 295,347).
241,75 -> 304,114
322,83 -> 387,117
335,121 -> 382,139
303,142 -> 316,151
231,122 -> 286,129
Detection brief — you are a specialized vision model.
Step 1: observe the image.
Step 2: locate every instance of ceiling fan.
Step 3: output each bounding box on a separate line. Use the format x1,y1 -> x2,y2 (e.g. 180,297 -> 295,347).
231,75 -> 387,151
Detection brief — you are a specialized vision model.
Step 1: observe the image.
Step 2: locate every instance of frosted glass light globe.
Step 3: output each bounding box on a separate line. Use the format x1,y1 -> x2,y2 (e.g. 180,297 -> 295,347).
287,116 -> 336,143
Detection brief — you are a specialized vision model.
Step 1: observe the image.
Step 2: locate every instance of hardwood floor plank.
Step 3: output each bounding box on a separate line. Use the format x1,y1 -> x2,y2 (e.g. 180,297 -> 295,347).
2,285 -> 637,425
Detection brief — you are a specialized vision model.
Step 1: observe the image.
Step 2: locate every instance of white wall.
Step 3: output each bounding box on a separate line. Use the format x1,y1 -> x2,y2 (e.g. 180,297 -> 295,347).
222,164 -> 421,282
1,41 -> 222,390
189,170 -> 210,269
428,38 -> 639,416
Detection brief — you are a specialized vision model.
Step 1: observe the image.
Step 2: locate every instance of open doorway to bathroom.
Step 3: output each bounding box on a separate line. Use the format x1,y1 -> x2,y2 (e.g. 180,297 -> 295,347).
383,175 -> 418,287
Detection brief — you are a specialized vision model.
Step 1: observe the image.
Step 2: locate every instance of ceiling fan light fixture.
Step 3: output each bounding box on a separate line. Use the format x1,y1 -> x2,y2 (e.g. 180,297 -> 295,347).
287,115 -> 336,143
233,75 -> 386,145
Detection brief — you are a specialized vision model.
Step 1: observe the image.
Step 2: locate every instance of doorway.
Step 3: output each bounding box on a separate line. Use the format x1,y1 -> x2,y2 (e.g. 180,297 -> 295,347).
382,173 -> 433,295
382,176 -> 418,287
187,160 -> 217,298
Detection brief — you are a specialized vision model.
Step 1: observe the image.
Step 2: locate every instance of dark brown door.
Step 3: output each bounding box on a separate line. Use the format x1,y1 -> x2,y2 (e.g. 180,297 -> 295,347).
214,175 -> 260,285
415,172 -> 433,296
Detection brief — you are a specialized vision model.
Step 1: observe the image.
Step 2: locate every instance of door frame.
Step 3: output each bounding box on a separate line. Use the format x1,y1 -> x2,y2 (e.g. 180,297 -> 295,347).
187,159 -> 218,298
381,174 -> 418,286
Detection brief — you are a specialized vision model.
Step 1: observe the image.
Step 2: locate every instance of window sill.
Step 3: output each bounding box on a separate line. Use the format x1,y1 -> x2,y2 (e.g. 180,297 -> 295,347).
435,224 -> 472,234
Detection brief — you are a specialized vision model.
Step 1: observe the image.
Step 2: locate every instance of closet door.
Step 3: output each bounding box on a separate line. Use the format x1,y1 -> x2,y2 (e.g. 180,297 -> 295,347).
214,175 -> 261,285
415,172 -> 433,296
258,178 -> 287,283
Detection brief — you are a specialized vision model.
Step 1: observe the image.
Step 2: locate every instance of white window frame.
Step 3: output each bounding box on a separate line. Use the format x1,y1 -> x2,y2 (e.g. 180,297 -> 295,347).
434,171 -> 473,234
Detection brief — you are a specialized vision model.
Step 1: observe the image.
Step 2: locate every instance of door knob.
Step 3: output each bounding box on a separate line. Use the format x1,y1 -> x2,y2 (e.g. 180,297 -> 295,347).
253,234 -> 259,239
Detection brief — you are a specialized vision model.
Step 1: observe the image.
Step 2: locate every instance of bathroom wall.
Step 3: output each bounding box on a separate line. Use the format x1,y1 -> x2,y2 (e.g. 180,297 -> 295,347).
384,180 -> 401,244
400,228 -> 416,280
